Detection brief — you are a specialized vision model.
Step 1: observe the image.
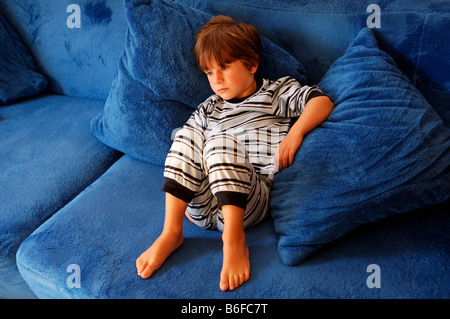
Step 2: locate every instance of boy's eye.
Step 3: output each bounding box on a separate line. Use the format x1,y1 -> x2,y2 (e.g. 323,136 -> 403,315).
205,65 -> 228,76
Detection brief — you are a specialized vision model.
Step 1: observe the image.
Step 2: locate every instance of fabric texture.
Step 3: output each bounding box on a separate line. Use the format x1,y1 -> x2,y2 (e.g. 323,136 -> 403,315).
91,0 -> 308,166
270,27 -> 450,266
0,94 -> 120,264
3,0 -> 450,300
16,156 -> 450,298
0,12 -> 47,104
0,0 -> 127,100
175,0 -> 450,126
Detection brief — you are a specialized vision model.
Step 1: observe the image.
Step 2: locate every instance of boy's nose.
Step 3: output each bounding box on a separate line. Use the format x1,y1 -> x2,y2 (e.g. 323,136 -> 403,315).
214,73 -> 224,84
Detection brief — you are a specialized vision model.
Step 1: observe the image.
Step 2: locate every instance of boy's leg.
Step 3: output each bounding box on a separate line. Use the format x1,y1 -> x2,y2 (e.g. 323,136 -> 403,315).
137,127 -> 204,279
201,133 -> 270,231
220,204 -> 249,291
136,193 -> 187,279
200,133 -> 269,291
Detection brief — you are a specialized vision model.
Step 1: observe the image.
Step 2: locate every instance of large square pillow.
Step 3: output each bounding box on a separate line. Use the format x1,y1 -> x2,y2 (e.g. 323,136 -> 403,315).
91,0 -> 307,165
0,13 -> 47,104
270,27 -> 450,266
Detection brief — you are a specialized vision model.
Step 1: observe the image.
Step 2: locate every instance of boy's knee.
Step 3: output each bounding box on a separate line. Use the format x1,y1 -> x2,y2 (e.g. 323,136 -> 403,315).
169,127 -> 205,164
204,133 -> 246,165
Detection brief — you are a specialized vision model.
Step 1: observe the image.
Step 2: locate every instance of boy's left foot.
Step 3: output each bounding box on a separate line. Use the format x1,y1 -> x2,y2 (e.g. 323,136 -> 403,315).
220,238 -> 250,291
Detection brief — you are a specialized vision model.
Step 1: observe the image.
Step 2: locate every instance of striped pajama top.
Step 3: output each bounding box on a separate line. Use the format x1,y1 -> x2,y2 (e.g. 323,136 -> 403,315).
183,76 -> 324,188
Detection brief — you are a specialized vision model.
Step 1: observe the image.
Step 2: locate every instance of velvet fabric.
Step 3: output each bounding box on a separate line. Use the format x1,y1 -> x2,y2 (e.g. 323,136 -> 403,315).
0,0 -> 127,100
176,0 -> 450,126
0,94 -> 121,298
1,0 -> 449,299
16,156 -> 450,298
91,0 -> 307,166
0,258 -> 36,299
0,12 -> 47,104
270,28 -> 450,266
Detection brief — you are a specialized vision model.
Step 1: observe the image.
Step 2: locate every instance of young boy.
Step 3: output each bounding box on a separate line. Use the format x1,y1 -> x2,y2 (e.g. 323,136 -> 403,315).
136,15 -> 334,291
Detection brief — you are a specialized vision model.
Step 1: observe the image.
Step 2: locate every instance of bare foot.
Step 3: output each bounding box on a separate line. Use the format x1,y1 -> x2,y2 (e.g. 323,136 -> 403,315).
136,231 -> 183,279
220,237 -> 250,291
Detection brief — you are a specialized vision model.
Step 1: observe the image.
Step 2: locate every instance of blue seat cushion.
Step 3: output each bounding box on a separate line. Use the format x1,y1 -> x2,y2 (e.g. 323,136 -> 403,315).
270,28 -> 450,266
0,94 -> 120,264
91,0 -> 307,166
16,155 -> 450,298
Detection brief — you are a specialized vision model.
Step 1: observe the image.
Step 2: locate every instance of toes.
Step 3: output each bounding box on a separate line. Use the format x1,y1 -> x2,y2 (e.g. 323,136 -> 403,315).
220,272 -> 231,291
220,279 -> 228,291
136,257 -> 155,279
238,273 -> 245,286
233,274 -> 240,289
136,258 -> 145,276
220,273 -> 249,291
229,276 -> 236,291
243,271 -> 250,282
140,266 -> 154,279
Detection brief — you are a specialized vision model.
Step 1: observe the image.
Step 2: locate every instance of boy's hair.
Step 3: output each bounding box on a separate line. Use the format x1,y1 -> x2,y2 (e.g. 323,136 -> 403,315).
194,15 -> 262,72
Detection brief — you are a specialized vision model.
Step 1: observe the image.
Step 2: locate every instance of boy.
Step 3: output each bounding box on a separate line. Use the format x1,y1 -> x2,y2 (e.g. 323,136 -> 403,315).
136,15 -> 334,291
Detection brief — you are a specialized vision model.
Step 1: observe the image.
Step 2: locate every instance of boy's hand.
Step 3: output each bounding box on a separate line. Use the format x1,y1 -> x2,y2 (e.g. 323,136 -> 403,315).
274,132 -> 303,171
274,95 -> 334,172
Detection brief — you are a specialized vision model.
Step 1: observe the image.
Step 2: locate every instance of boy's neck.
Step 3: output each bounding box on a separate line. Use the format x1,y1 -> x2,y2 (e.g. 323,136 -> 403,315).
225,77 -> 263,104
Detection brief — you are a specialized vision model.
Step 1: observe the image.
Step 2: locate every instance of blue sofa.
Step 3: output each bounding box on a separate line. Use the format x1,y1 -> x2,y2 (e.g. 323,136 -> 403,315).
1,0 -> 449,299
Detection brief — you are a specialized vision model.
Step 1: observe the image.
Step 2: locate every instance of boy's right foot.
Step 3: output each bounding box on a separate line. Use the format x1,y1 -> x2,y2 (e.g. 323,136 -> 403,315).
136,231 -> 183,279
220,233 -> 250,291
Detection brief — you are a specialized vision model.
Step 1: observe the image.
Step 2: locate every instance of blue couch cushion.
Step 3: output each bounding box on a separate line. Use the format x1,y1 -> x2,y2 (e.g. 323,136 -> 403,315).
0,94 -> 120,264
0,12 -> 47,104
270,28 -> 450,266
0,0 -> 127,100
91,0 -> 307,166
16,155 -> 450,298
175,0 -> 450,127
414,13 -> 450,127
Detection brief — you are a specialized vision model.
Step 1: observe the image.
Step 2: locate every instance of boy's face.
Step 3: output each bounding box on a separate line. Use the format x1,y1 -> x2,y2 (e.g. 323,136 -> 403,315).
204,59 -> 258,100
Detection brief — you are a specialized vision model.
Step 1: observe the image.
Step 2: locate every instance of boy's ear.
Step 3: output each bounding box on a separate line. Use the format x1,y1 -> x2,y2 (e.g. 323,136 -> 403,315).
250,62 -> 259,74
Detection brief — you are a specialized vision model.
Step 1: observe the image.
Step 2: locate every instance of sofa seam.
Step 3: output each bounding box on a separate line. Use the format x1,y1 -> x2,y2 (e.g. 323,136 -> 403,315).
15,256 -> 96,299
412,13 -> 429,86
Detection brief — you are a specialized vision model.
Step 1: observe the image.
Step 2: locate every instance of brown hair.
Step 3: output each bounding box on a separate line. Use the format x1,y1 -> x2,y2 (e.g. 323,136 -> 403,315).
194,15 -> 262,72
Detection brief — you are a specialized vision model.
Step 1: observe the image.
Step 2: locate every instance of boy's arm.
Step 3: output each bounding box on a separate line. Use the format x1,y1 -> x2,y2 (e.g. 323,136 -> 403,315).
275,95 -> 334,171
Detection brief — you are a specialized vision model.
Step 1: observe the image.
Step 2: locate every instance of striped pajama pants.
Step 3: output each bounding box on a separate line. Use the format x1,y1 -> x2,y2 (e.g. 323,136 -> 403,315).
161,127 -> 270,231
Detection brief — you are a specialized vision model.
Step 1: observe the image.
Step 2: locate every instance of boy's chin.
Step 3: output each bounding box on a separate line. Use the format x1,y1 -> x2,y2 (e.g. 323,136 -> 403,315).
217,91 -> 237,100
216,91 -> 230,100
217,93 -> 230,100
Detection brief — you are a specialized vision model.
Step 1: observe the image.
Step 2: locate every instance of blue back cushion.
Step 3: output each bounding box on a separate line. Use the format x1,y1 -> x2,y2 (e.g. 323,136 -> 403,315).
0,0 -> 127,100
2,0 -> 448,126
270,28 -> 450,266
175,0 -> 450,126
0,12 -> 47,104
91,0 -> 307,165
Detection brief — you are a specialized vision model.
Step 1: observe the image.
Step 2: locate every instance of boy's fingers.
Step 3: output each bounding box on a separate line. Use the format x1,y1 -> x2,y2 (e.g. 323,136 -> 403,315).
288,150 -> 295,167
275,146 -> 296,171
281,149 -> 293,169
